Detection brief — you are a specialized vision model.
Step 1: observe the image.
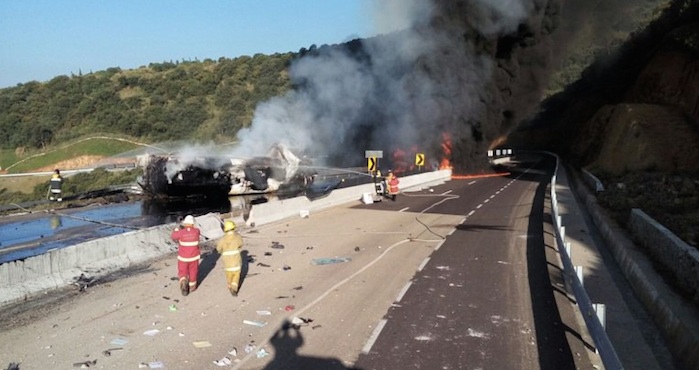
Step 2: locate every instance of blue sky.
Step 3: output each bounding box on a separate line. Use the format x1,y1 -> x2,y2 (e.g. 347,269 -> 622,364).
0,0 -> 377,88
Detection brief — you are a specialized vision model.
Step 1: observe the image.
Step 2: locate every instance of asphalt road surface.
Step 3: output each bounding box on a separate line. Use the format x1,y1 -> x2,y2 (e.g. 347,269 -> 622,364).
0,155 -> 596,370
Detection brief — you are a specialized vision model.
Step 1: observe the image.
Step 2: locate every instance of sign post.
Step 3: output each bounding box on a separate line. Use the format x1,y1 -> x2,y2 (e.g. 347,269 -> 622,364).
365,150 -> 383,174
415,153 -> 425,170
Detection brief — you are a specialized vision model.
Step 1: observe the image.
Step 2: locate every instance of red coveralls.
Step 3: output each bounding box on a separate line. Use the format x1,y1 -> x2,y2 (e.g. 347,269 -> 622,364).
171,226 -> 201,291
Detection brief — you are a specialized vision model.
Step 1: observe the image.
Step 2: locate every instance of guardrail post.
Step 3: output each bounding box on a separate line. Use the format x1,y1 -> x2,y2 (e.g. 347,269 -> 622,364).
593,303 -> 606,329
575,265 -> 584,288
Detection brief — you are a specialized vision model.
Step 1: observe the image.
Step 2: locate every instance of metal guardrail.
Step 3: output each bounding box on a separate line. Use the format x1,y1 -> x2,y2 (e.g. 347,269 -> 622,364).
548,152 -> 624,370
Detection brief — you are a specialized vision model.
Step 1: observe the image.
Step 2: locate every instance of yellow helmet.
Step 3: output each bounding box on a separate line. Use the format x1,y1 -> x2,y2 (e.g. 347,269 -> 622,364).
223,220 -> 236,232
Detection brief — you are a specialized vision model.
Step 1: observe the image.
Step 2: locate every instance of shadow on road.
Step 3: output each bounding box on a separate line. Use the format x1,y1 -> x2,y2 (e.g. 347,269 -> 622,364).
197,249 -> 220,287
263,320 -> 362,370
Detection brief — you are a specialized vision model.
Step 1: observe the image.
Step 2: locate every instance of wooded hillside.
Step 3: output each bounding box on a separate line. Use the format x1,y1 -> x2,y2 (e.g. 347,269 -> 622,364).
0,53 -> 295,151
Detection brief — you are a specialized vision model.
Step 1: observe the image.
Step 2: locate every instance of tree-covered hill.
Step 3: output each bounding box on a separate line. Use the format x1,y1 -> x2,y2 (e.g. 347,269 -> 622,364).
0,53 -> 295,151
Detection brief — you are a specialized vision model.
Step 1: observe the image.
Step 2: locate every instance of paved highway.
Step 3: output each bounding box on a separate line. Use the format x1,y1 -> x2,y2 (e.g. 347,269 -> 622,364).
0,155 -> 596,369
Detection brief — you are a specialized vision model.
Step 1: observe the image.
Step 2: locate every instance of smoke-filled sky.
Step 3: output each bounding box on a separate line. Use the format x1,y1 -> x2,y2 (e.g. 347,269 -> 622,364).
232,0 -> 544,170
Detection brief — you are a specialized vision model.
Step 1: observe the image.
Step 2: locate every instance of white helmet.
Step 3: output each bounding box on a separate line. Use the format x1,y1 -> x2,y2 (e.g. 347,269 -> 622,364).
182,215 -> 195,225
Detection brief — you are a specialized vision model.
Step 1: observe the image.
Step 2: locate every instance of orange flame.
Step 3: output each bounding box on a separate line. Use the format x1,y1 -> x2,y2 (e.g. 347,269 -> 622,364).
439,132 -> 452,170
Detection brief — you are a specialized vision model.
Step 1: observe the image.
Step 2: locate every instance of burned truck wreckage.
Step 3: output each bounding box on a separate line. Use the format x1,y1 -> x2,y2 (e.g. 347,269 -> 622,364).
138,144 -> 318,200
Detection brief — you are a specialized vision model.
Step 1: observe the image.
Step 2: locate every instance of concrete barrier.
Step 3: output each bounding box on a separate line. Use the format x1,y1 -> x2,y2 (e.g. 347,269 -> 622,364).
628,209 -> 699,306
0,170 -> 451,308
580,185 -> 699,370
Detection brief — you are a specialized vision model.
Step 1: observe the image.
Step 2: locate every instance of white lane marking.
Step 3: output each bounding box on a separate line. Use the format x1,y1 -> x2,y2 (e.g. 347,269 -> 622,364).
441,190 -> 453,195
362,319 -> 388,354
435,240 -> 446,250
417,257 -> 430,271
399,207 -> 409,212
447,228 -> 455,236
467,211 -> 475,217
490,194 -> 496,199
476,204 -> 483,209
395,281 -> 412,302
234,239 -> 413,369
468,181 -> 476,185
484,199 -> 490,203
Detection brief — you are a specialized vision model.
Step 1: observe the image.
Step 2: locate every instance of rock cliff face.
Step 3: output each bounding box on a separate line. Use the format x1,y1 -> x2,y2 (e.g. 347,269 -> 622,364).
580,25 -> 699,174
505,2 -> 699,246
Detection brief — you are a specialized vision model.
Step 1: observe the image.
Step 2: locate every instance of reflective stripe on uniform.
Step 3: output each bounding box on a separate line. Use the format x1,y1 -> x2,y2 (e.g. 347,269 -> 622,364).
179,240 -> 199,247
222,250 -> 240,256
224,266 -> 241,272
177,255 -> 201,262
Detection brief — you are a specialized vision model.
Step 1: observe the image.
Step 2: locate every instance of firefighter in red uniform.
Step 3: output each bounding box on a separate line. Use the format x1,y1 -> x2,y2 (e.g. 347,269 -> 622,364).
171,215 -> 201,296
386,170 -> 400,201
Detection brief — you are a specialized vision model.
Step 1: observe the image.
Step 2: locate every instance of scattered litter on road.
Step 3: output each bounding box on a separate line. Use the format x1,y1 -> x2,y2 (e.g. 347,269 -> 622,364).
243,320 -> 267,327
284,305 -> 295,312
228,348 -> 237,357
193,341 -> 212,348
179,332 -> 185,337
275,295 -> 290,299
256,348 -> 269,358
290,317 -> 314,328
6,362 -> 19,370
72,359 -> 97,368
143,329 -> 160,336
264,252 -> 272,256
138,361 -> 164,369
110,338 -> 128,346
299,209 -> 310,218
102,348 -> 123,357
168,304 -> 178,312
213,356 -> 232,366
270,242 -> 285,249
169,277 -> 178,281
244,343 -> 255,353
166,326 -> 174,330
311,257 -> 352,265
306,246 -> 314,250
257,263 -> 271,267
312,325 -> 322,330
282,265 -> 291,271
162,296 -> 170,300
256,310 -> 272,316
354,247 -> 360,252
292,286 -> 303,290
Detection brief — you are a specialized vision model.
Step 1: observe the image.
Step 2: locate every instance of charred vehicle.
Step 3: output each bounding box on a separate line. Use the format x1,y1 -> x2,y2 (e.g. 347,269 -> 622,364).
138,144 -> 316,200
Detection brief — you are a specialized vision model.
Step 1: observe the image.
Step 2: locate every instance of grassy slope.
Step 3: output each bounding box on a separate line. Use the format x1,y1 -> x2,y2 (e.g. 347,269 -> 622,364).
0,136 -> 145,196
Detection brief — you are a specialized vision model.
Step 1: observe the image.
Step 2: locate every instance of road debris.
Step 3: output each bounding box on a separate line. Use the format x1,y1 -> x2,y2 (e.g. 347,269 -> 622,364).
270,241 -> 285,249
244,343 -> 255,353
101,348 -> 123,357
143,329 -> 160,336
72,359 -> 97,368
168,304 -> 178,312
256,263 -> 271,268
311,257 -> 352,265
292,286 -> 303,290
138,361 -> 164,369
213,356 -> 232,366
193,341 -> 212,348
284,305 -> 295,312
256,310 -> 272,316
243,320 -> 267,327
228,348 -> 237,357
256,348 -> 270,358
110,338 -> 128,346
